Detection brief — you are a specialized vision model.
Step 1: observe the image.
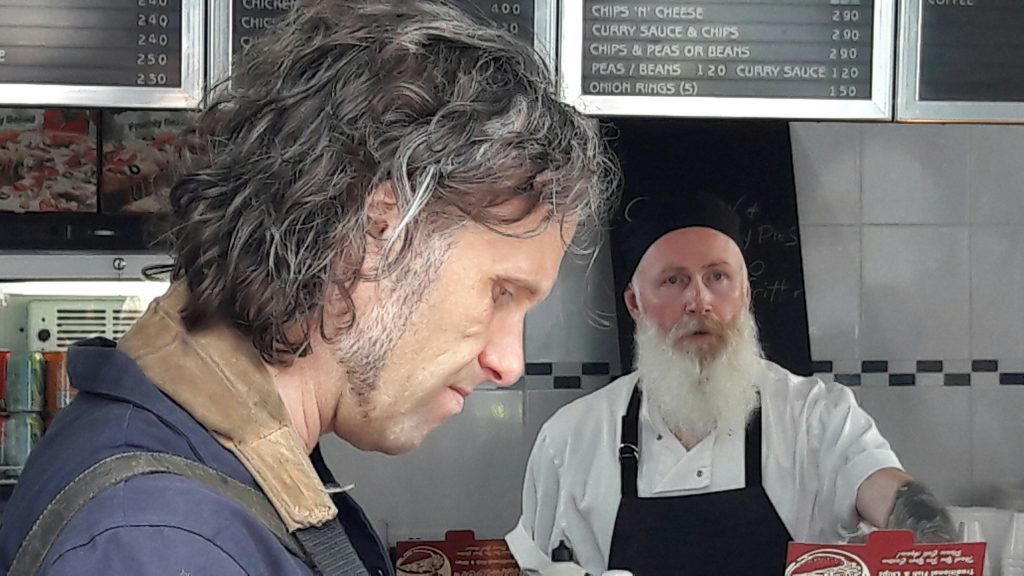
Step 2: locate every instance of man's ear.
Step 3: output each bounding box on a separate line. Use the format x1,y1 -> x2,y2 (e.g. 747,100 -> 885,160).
361,181 -> 401,278
366,181 -> 399,240
624,282 -> 641,321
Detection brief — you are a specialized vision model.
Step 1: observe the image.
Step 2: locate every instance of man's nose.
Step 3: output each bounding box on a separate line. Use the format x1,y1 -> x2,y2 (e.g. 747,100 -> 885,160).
478,315 -> 525,387
683,281 -> 712,314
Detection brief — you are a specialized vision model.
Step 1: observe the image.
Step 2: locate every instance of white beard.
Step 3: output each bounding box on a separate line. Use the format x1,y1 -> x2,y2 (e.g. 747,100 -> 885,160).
634,307 -> 763,442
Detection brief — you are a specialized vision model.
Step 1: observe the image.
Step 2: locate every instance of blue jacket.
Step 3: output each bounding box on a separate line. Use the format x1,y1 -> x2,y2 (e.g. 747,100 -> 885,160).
0,338 -> 392,576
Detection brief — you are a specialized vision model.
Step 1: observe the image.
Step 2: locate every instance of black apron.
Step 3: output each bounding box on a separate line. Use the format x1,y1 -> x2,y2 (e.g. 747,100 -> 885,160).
607,386 -> 792,575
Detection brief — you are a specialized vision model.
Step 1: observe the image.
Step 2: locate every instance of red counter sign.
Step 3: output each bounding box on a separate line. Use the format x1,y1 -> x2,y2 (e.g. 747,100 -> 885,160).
787,530 -> 986,576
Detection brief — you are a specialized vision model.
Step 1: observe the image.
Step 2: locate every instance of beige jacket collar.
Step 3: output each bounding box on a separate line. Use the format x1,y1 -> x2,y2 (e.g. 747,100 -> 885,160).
118,282 -> 337,531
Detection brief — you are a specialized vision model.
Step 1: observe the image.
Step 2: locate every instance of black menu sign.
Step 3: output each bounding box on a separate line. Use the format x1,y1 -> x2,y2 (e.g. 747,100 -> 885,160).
579,0 -> 874,99
230,0 -> 535,67
231,0 -> 292,58
918,0 -> 1024,102
0,0 -> 183,88
459,0 -> 535,44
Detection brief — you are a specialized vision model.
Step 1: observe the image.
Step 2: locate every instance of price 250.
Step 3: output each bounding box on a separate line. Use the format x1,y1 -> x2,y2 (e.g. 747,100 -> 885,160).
137,53 -> 168,66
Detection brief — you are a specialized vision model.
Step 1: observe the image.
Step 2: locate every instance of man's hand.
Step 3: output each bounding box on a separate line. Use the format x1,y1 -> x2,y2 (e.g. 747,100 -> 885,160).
857,468 -> 957,543
888,481 -> 958,543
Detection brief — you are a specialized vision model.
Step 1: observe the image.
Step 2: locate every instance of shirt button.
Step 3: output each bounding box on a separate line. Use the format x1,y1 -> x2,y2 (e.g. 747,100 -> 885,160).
696,470 -> 704,478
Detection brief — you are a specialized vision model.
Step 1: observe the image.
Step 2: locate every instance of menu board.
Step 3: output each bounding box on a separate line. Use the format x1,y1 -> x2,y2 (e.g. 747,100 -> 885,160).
211,0 -> 553,88
0,109 -> 98,213
100,110 -> 195,214
561,0 -> 896,119
231,0 -> 534,57
0,0 -> 204,108
897,0 -> 1024,122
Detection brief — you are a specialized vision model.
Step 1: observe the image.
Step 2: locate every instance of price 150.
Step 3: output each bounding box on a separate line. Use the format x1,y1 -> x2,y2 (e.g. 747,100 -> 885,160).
829,84 -> 857,97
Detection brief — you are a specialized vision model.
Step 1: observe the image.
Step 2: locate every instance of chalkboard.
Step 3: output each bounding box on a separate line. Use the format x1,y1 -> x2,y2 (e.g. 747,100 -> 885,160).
0,0 -> 204,108
561,0 -> 895,120
607,119 -> 813,376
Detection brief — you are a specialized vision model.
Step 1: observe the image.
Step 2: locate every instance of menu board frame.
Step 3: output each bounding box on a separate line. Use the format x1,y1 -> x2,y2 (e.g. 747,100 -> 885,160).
896,0 -> 1024,123
0,0 -> 205,109
559,0 -> 897,120
208,0 -> 558,92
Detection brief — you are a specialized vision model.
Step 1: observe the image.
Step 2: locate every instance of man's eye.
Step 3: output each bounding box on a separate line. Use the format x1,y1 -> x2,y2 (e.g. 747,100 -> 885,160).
665,275 -> 679,285
494,284 -> 514,302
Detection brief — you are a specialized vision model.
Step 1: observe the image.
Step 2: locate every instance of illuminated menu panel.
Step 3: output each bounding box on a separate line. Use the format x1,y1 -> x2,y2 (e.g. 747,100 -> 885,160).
898,0 -> 1024,122
561,0 -> 896,119
0,0 -> 204,108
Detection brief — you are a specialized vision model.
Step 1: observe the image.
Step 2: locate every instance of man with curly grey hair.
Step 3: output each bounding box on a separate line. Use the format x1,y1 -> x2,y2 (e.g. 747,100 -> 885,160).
0,1 -> 617,575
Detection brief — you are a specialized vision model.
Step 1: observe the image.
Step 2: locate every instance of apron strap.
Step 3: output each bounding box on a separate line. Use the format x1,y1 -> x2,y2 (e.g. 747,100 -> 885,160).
744,408 -> 764,486
618,385 -> 643,498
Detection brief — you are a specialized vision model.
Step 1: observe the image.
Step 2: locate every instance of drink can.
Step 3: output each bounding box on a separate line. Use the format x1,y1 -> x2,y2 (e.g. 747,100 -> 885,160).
0,413 -> 8,468
4,352 -> 44,412
0,350 -> 9,412
43,351 -> 76,414
2,412 -> 43,469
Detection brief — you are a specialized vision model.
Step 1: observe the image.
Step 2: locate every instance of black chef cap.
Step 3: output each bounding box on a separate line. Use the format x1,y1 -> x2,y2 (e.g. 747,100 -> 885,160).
619,193 -> 745,281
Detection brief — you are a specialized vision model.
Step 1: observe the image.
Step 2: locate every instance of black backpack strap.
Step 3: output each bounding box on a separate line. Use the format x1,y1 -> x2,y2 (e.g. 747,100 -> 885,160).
10,451 -> 366,576
295,520 -> 371,576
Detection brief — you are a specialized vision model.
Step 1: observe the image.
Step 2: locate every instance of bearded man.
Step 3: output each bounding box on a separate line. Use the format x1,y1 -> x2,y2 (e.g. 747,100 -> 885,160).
0,1 -> 617,574
506,194 -> 955,576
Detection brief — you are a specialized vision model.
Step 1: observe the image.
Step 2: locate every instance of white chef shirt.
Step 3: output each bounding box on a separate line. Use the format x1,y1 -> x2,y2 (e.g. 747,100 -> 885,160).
505,360 -> 903,575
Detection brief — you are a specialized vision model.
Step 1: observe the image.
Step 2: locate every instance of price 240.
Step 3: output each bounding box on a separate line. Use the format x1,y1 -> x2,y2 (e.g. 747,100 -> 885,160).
138,33 -> 169,46
138,13 -> 170,27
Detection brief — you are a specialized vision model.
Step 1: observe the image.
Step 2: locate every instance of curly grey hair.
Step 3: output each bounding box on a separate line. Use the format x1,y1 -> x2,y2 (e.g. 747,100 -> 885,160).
166,0 -> 618,365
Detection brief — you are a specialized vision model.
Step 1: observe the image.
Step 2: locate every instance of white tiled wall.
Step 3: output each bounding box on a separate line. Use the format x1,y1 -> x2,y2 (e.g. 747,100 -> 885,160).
315,123 -> 1024,546
793,122 -> 1024,507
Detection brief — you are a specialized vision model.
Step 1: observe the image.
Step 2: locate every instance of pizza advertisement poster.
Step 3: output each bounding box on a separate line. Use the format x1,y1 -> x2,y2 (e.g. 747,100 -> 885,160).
396,530 -> 520,576
0,108 -> 98,213
787,530 -> 987,576
100,110 -> 196,214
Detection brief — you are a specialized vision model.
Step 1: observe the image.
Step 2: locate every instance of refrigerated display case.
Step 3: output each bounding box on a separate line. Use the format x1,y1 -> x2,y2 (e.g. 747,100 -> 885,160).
0,253 -> 169,500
